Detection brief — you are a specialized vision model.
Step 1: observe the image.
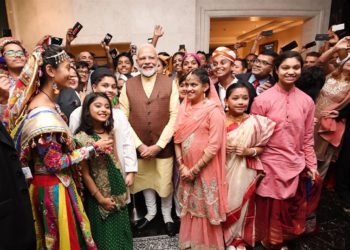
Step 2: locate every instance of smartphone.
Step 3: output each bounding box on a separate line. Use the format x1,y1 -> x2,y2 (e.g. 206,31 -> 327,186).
50,37 -> 63,46
304,41 -> 317,49
72,22 -> 83,37
109,48 -> 118,59
261,30 -> 273,36
281,40 -> 298,51
2,29 -> 12,37
315,34 -> 330,41
179,44 -> 186,50
147,38 -> 153,44
332,23 -> 345,32
103,33 -> 113,45
130,44 -> 137,56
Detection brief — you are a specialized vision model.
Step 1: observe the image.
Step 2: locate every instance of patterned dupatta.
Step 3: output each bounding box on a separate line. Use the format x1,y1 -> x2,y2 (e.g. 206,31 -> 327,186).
4,48 -> 43,136
75,131 -> 128,220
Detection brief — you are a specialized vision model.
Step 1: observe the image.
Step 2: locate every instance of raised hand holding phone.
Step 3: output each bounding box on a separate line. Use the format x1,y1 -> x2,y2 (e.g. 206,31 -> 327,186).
103,33 -> 113,46
72,22 -> 83,37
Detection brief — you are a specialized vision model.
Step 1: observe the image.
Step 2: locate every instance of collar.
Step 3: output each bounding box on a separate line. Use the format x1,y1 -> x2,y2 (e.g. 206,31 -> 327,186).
141,73 -> 157,83
218,78 -> 236,90
274,83 -> 296,95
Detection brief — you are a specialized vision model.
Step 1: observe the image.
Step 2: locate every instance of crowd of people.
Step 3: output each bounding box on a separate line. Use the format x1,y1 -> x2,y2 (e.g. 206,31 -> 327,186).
0,23 -> 350,250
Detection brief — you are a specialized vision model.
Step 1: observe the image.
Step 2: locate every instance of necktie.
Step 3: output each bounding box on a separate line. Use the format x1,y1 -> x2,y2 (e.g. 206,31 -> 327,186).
253,79 -> 260,89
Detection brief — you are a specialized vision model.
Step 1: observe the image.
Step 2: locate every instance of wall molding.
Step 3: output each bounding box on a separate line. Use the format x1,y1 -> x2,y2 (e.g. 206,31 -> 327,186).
196,4 -> 330,52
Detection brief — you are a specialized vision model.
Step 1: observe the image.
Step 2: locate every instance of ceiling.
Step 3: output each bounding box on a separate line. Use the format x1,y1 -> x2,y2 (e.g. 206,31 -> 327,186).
210,16 -> 309,48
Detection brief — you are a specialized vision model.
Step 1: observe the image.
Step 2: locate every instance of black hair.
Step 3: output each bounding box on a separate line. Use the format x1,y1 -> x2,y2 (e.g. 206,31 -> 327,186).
188,68 -> 210,97
235,58 -> 248,69
172,51 -> 185,62
0,40 -> 26,55
179,71 -> 190,85
70,66 -> 85,92
196,51 -> 206,56
89,51 -> 96,59
245,53 -> 257,59
306,51 -> 321,58
295,66 -> 325,101
91,67 -> 116,85
67,52 -> 75,60
260,50 -> 279,60
273,51 -> 303,81
116,52 -> 134,67
158,52 -> 170,57
225,82 -> 257,113
197,51 -> 207,64
39,45 -> 66,86
75,92 -> 114,135
75,61 -> 89,70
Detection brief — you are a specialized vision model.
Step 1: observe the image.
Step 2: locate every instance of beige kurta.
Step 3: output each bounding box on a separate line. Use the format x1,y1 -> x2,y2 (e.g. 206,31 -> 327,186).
119,74 -> 179,197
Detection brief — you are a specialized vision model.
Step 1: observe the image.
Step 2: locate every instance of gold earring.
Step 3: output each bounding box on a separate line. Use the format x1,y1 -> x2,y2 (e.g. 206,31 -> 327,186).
53,83 -> 59,95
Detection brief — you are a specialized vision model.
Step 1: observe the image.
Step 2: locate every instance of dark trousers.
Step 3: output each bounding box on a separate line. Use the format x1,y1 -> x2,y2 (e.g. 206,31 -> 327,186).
335,122 -> 350,207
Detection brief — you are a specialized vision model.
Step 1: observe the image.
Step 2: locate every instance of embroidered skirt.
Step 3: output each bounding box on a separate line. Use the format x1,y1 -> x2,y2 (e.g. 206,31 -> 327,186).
29,175 -> 96,250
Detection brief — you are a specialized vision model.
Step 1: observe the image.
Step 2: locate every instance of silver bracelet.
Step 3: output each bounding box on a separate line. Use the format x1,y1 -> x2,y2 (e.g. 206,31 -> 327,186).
251,148 -> 257,157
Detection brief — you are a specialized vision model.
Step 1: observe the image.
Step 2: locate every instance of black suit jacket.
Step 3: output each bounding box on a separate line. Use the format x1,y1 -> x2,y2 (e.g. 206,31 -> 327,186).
214,79 -> 257,112
235,72 -> 276,86
0,123 -> 36,250
56,88 -> 81,120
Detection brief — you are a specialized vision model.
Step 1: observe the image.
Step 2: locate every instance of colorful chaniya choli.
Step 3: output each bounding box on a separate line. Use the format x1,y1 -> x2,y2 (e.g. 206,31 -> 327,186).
20,106 -> 97,250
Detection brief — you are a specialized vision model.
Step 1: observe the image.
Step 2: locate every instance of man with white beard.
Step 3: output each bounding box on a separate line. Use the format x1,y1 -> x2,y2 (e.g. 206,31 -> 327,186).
119,44 -> 179,236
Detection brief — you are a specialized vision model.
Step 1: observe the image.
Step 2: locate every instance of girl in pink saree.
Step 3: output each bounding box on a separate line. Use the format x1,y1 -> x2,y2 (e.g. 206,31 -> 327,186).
223,83 -> 275,250
174,68 -> 227,249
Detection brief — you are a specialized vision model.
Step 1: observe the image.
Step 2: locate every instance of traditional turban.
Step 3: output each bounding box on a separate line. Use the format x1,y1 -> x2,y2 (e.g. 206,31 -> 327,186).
212,46 -> 236,62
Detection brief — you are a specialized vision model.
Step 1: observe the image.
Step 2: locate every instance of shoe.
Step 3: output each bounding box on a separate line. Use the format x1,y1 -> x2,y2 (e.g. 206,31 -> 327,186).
136,218 -> 151,230
165,222 -> 176,237
343,206 -> 350,214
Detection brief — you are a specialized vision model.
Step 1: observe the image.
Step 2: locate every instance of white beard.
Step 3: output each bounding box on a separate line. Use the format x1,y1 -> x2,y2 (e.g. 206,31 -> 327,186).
139,67 -> 157,77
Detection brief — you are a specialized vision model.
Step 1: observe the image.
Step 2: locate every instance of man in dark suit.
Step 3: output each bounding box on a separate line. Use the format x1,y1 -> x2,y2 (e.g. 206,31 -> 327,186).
236,51 -> 278,95
0,122 -> 36,250
56,87 -> 81,120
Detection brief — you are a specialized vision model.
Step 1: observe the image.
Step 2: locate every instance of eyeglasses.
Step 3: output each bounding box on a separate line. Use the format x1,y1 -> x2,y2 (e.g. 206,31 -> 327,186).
253,59 -> 272,66
3,50 -> 25,57
77,69 -> 89,75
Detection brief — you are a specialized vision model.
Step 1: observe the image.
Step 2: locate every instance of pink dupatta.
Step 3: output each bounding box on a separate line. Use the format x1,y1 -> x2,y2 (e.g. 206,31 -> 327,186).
174,80 -> 228,215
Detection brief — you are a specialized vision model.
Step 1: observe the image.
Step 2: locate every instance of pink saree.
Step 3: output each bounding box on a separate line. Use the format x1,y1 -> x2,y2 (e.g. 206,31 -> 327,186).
174,84 -> 227,250
223,115 -> 275,247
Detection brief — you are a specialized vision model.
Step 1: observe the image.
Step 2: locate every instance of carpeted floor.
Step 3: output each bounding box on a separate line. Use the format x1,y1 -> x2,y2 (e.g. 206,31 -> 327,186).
131,189 -> 350,250
133,235 -> 179,250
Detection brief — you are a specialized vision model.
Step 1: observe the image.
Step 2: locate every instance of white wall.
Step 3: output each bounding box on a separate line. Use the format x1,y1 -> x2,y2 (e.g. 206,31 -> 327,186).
70,0 -> 196,54
6,0 -> 331,54
6,0 -> 74,51
6,0 -> 196,54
